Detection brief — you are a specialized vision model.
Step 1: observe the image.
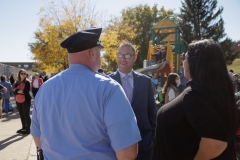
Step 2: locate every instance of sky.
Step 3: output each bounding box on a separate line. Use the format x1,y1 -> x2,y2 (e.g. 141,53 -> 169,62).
1,0 -> 240,62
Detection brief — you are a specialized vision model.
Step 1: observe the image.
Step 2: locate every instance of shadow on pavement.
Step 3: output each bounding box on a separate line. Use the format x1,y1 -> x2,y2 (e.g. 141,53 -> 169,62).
1,110 -> 32,122
0,134 -> 29,150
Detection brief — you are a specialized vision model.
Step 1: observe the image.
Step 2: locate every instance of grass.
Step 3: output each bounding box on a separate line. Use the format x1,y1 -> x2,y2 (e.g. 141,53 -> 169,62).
227,58 -> 240,74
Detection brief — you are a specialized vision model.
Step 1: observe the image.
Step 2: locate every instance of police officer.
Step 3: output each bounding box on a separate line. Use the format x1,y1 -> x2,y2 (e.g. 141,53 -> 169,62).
31,27 -> 141,160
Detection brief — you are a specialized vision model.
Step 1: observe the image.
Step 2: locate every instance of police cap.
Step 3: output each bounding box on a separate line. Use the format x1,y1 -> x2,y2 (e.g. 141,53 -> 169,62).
60,27 -> 104,53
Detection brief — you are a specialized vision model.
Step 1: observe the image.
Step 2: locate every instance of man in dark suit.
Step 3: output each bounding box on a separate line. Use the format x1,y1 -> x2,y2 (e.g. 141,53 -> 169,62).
110,42 -> 156,160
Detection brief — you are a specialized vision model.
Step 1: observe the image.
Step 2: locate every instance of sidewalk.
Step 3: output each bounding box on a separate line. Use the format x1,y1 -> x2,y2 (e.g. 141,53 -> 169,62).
0,96 -> 37,160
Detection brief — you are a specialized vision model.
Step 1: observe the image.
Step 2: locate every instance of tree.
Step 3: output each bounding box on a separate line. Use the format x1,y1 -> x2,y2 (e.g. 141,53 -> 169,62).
120,4 -> 178,69
29,0 -> 105,72
232,40 -> 240,58
29,23 -> 70,72
223,40 -> 240,65
179,0 -> 237,63
179,0 -> 225,42
101,18 -> 137,72
220,37 -> 238,65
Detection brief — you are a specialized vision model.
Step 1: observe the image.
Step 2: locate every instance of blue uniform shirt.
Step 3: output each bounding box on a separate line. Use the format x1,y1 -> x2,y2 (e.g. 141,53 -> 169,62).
0,81 -> 12,99
31,64 -> 141,160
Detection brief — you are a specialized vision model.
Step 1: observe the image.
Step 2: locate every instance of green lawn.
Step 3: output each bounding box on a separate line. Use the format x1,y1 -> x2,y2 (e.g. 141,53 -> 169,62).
227,58 -> 240,74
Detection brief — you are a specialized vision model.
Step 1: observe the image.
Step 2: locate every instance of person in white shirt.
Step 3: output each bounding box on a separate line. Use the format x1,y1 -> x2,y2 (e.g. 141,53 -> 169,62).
229,69 -> 234,81
31,73 -> 43,98
162,73 -> 180,103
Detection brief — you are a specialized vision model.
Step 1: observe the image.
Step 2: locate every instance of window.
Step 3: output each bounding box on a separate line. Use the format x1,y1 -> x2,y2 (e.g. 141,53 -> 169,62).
23,64 -> 29,68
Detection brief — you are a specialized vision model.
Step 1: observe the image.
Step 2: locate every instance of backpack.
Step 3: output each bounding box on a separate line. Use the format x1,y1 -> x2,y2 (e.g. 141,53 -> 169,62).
158,91 -> 164,104
155,91 -> 165,110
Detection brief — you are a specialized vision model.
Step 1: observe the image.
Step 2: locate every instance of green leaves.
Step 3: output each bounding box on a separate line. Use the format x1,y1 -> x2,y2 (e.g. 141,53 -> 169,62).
120,4 -> 177,69
220,37 -> 239,65
101,4 -> 177,71
179,0 -> 236,64
101,18 -> 137,72
180,0 -> 224,41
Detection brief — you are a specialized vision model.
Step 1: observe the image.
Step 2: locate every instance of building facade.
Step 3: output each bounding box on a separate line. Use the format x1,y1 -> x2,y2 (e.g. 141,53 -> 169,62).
0,62 -> 36,70
0,62 -> 36,80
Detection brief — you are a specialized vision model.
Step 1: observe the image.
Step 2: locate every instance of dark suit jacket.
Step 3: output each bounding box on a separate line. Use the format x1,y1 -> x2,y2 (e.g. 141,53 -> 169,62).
110,71 -> 157,152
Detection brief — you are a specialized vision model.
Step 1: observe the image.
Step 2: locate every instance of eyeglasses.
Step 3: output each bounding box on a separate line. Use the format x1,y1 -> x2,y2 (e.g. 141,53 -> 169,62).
117,53 -> 135,59
20,72 -> 26,75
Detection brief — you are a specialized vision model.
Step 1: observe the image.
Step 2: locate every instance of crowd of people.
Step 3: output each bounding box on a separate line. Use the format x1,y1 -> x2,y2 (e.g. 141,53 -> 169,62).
1,27 -> 239,160
0,72 -> 49,122
230,70 -> 240,94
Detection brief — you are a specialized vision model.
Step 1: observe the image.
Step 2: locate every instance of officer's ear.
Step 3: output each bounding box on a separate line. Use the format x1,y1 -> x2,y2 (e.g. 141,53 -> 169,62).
88,48 -> 95,59
88,47 -> 100,62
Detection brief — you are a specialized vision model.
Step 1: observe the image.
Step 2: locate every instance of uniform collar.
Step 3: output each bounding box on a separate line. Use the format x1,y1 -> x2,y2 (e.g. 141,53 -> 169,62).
69,64 -> 92,71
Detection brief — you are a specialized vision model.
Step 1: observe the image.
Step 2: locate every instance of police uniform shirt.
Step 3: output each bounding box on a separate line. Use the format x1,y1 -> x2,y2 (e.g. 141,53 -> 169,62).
31,64 -> 141,160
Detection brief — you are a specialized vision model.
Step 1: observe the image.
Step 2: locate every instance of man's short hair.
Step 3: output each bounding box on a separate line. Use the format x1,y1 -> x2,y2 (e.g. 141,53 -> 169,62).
0,75 -> 6,82
118,42 -> 136,55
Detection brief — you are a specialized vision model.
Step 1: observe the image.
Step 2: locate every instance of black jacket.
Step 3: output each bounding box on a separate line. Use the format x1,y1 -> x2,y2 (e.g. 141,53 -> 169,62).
14,81 -> 31,102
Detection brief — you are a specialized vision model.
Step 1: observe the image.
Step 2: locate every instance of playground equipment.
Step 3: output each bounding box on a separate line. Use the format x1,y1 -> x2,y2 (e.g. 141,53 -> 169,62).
137,17 -> 187,86
135,61 -> 170,74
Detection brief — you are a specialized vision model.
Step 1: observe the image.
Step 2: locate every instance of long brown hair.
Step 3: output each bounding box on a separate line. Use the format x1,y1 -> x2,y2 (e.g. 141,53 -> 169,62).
17,69 -> 28,84
162,73 -> 179,94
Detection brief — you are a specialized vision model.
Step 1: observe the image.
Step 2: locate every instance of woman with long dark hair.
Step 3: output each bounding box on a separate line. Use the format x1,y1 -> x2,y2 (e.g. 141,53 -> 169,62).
162,73 -> 180,104
14,69 -> 32,134
154,39 -> 238,160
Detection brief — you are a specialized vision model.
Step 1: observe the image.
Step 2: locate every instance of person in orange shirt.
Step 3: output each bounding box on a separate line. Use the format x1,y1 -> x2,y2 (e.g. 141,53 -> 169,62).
31,73 -> 43,98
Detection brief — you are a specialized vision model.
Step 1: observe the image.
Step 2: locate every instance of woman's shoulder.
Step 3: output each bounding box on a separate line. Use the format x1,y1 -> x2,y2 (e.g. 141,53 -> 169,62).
166,87 -> 174,93
182,85 -> 211,104
25,80 -> 31,84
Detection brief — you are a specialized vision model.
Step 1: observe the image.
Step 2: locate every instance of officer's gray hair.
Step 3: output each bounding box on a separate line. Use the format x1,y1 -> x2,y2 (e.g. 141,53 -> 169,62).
118,42 -> 136,55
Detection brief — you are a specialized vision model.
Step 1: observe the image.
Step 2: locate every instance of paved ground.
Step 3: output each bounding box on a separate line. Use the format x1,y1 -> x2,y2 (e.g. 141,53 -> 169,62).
0,96 -> 37,160
1,95 -> 240,159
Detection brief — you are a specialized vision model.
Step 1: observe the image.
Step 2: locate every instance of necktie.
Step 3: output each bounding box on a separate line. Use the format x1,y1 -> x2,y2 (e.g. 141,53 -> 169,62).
122,75 -> 133,103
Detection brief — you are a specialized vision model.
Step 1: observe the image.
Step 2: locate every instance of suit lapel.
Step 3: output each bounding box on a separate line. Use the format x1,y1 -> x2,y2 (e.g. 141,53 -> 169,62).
112,71 -> 140,105
132,71 -> 140,104
112,71 -> 122,85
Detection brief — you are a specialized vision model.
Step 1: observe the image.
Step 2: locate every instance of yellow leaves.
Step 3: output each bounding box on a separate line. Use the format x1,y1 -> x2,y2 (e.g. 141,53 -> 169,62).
30,0 -> 104,73
29,23 -> 69,72
100,19 -> 138,72
39,7 -> 45,12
